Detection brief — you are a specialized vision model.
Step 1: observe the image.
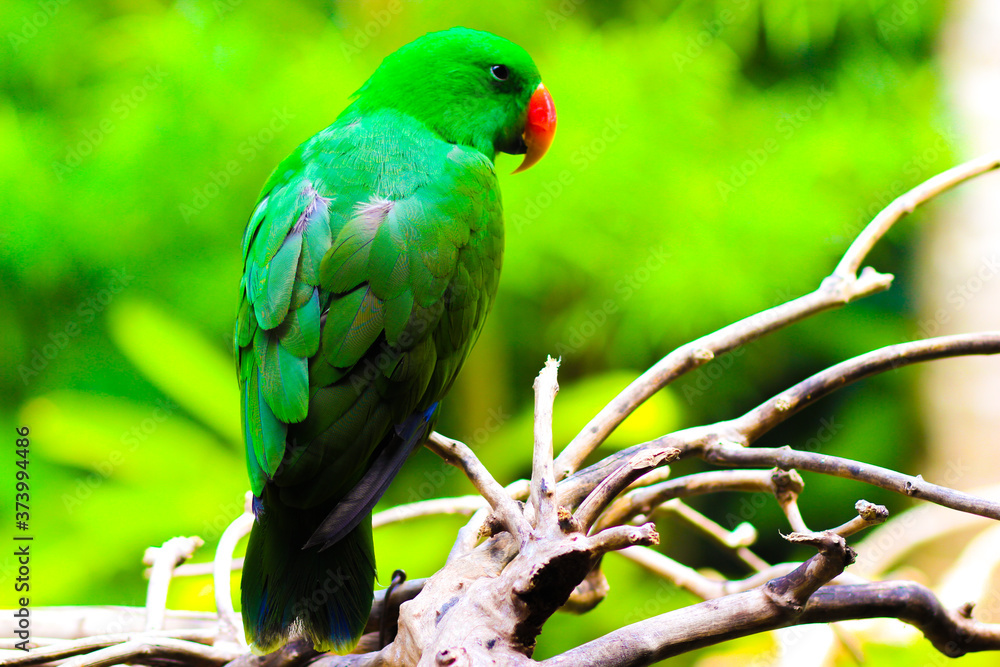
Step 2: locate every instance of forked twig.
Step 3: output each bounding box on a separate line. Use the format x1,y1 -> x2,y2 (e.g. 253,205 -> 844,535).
426,432 -> 533,542
575,447 -> 678,531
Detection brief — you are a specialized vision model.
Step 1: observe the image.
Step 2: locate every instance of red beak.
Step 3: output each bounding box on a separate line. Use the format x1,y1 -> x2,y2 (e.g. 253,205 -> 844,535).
513,83 -> 556,174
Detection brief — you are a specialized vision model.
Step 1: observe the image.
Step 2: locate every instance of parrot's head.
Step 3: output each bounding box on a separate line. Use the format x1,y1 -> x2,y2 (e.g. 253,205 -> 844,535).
348,27 -> 556,173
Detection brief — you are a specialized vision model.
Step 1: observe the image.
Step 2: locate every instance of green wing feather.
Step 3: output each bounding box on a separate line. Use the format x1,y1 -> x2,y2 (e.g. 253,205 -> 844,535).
237,179 -> 335,494
275,289 -> 321,358
236,112 -> 502,501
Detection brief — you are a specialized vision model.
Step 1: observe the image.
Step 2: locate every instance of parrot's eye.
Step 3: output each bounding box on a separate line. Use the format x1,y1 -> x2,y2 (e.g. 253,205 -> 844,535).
490,64 -> 509,81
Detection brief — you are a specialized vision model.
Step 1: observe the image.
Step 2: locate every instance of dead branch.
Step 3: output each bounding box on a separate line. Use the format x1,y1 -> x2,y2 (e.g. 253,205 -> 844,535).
701,441 -> 1000,520
657,500 -> 768,571
561,333 -> 1000,520
540,580 -> 1000,666
530,358 -> 560,531
214,496 -> 253,646
373,497 -> 486,528
58,637 -> 239,667
142,536 -> 203,633
852,483 -> 1000,578
833,153 -> 1000,279
426,432 -> 533,543
0,629 -> 219,667
595,468 -> 792,531
721,332 -> 1000,446
367,361 -> 668,666
575,447 -> 678,532
541,524 -> 860,666
828,499 -> 889,538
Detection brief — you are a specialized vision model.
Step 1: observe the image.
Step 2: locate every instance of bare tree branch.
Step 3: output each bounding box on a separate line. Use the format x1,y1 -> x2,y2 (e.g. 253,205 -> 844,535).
834,153 -> 1000,278
426,432 -> 533,542
772,469 -> 809,533
166,560 -> 243,578
596,469 -> 783,531
562,333 -> 1000,520
541,505 -> 945,667
623,466 -> 674,491
372,496 -> 486,529
0,630 -> 218,667
616,546 -> 723,600
307,650 -> 384,667
142,536 -> 203,633
225,639 -> 320,667
658,500 -> 768,571
769,532 -> 855,607
701,443 -> 1000,520
530,357 -> 561,535
828,500 -> 889,538
60,637 -> 239,667
537,589 -> 808,665
575,447 -> 678,532
586,523 -> 659,556
445,480 -> 531,563
214,495 -> 253,646
803,582 -> 1000,656
0,608 -> 217,644
541,577 -> 1000,667
446,505 -> 491,563
722,332 -> 1000,446
852,484 -> 1000,578
551,268 -> 891,480
620,546 -> 868,602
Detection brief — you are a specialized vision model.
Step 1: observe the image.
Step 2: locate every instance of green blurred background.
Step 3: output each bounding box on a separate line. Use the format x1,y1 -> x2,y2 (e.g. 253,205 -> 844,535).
2,0 -> 991,663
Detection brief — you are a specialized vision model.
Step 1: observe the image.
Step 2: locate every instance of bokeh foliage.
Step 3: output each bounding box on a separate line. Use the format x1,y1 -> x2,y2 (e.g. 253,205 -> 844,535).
2,0 -> 981,663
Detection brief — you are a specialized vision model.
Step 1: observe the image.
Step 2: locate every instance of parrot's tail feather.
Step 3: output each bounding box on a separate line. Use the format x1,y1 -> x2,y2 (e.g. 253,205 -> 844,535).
304,403 -> 438,551
241,492 -> 375,655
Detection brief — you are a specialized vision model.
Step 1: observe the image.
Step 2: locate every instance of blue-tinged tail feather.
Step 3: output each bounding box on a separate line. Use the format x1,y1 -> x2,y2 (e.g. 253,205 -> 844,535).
241,490 -> 375,654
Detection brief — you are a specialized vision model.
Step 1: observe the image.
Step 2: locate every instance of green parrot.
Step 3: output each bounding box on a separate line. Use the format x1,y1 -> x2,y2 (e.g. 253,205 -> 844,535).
235,27 -> 556,654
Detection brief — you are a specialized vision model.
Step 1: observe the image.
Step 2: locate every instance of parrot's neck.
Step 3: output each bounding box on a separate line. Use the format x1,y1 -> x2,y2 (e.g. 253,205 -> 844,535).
338,100 -> 500,164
